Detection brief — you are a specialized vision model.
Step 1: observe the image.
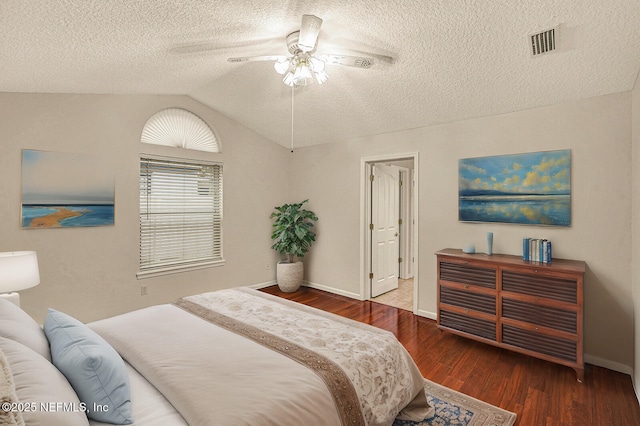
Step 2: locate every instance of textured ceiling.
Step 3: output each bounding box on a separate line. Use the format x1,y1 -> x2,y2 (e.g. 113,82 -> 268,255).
2,1 -> 640,148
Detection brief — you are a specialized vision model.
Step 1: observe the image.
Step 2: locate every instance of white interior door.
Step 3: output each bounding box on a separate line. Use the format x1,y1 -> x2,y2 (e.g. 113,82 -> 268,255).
371,164 -> 400,297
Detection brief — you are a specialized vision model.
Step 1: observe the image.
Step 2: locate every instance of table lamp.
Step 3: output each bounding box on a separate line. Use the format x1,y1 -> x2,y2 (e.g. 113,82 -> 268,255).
0,251 -> 40,307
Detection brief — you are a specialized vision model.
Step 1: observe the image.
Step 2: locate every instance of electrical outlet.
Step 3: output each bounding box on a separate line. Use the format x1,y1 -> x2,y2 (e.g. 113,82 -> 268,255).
141,285 -> 148,296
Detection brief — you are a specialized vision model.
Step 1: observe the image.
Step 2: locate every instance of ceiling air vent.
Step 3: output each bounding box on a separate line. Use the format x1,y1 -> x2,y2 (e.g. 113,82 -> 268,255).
529,26 -> 558,57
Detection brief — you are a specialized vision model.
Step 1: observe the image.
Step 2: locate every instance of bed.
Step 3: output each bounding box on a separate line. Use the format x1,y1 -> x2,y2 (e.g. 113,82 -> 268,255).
0,287 -> 432,426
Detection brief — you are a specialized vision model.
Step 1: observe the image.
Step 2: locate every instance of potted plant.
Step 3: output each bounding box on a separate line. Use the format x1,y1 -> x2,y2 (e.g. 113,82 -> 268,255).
270,199 -> 318,292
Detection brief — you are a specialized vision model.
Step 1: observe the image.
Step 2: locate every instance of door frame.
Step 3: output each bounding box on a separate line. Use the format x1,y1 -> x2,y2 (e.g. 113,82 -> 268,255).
360,152 -> 419,313
398,167 -> 414,279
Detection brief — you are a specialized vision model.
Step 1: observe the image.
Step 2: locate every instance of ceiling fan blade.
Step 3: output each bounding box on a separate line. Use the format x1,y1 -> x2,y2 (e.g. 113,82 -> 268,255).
172,36 -> 282,55
319,54 -> 375,69
298,14 -> 323,52
227,55 -> 287,63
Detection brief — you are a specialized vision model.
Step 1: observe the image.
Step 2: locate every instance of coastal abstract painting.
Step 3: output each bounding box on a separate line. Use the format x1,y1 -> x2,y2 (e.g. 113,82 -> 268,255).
459,150 -> 571,226
21,150 -> 115,229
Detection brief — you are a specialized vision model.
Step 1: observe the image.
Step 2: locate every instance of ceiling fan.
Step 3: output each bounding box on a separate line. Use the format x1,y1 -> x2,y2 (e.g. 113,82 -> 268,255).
227,15 -> 379,87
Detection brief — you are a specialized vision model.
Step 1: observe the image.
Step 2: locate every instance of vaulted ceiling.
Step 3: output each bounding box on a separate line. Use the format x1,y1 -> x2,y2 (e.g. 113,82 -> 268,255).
2,1 -> 640,148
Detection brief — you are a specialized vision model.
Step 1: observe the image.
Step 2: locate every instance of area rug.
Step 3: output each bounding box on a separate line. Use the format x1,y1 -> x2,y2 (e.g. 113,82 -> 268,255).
394,379 -> 517,426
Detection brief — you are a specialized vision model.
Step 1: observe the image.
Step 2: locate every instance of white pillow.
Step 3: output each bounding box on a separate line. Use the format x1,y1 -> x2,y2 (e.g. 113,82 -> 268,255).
0,336 -> 90,426
0,298 -> 51,361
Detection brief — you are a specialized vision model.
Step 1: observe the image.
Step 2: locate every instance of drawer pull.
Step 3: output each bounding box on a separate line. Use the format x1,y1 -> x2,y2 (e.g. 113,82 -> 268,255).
533,269 -> 538,273
464,284 -> 469,289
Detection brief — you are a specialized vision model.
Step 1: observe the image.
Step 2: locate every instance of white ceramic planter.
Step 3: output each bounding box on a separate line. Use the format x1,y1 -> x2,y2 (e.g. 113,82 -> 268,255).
276,261 -> 304,292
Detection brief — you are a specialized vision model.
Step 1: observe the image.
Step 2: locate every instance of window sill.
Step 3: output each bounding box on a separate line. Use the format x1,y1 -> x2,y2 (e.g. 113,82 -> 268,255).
137,260 -> 225,279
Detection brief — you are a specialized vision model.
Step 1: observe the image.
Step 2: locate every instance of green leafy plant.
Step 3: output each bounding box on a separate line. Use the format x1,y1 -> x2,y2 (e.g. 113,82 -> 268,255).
270,199 -> 318,263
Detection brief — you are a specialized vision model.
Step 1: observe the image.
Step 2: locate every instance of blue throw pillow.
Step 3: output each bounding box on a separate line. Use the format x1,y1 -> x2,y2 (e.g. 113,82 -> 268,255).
43,309 -> 133,425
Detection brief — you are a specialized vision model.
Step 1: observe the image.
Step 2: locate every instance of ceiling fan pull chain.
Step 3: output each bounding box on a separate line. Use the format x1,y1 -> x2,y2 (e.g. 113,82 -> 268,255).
290,85 -> 295,153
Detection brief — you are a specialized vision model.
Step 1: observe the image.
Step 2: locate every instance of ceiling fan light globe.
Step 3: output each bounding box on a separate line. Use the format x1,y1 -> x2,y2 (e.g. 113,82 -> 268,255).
274,58 -> 290,74
283,71 -> 296,86
314,70 -> 329,85
309,56 -> 325,72
293,63 -> 313,86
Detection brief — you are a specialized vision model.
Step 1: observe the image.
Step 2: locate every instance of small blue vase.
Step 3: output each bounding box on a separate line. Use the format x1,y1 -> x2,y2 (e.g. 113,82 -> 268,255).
487,232 -> 493,255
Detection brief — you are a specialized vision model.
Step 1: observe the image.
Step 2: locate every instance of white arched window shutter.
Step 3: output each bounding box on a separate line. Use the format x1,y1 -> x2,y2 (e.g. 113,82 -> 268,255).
140,108 -> 220,153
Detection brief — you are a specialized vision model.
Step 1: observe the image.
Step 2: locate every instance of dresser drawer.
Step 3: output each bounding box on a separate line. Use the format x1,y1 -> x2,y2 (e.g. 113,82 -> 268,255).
439,261 -> 496,290
502,298 -> 577,334
501,270 -> 578,303
502,324 -> 577,363
440,310 -> 496,341
440,286 -> 496,315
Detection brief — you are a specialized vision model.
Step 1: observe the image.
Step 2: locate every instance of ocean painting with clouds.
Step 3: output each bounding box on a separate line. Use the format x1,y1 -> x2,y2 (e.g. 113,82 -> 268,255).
459,150 -> 571,226
21,150 -> 115,229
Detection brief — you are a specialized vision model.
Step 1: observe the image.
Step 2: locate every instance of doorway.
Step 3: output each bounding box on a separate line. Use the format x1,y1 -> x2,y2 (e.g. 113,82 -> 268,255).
360,153 -> 418,313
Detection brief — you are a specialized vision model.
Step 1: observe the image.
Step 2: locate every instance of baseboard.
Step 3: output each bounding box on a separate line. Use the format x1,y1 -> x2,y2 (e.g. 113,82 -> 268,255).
302,281 -> 365,301
634,375 -> 640,407
248,280 -> 277,289
251,280 -> 363,299
301,281 -> 439,318
416,308 -> 437,321
253,280 -> 364,300
302,281 -> 439,320
584,353 -> 633,376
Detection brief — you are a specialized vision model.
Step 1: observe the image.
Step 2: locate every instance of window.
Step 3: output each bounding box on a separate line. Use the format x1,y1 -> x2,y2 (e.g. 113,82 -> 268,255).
138,155 -> 223,278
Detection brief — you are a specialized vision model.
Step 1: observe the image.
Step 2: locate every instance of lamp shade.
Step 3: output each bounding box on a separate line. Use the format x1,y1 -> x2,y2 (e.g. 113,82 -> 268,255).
0,251 -> 40,292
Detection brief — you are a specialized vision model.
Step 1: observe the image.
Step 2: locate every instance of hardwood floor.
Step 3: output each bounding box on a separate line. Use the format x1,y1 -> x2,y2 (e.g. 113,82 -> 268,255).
261,285 -> 640,426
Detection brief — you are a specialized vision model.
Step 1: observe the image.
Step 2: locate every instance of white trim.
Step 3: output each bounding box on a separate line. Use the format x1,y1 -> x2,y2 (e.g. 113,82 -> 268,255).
359,161 -> 370,301
248,280 -> 363,299
248,280 -> 277,289
360,152 -> 420,313
584,353 -> 633,376
415,308 -> 437,321
303,281 -> 365,301
136,259 -> 225,279
399,168 -> 413,279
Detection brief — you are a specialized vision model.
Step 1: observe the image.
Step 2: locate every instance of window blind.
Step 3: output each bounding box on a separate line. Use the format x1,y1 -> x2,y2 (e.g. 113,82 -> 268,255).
139,156 -> 223,276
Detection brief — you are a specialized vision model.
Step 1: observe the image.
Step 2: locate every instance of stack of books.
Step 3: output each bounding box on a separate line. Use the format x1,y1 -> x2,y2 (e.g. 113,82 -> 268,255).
522,238 -> 552,264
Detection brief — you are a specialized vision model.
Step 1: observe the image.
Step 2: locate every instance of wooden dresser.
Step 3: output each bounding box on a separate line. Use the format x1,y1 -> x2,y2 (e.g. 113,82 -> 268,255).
436,248 -> 586,381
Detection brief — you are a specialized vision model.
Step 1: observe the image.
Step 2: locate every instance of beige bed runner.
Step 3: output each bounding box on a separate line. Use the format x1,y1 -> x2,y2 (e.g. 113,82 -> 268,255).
180,288 -> 430,425
175,297 -> 365,426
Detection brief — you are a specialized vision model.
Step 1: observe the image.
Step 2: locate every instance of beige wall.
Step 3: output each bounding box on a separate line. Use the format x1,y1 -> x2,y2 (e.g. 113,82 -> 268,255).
632,70 -> 640,399
1,90 -> 636,377
0,93 -> 290,324
291,92 -> 635,372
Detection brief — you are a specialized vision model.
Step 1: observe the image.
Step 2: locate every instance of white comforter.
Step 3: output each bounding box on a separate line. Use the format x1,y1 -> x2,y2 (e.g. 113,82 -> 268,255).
89,288 -> 430,426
